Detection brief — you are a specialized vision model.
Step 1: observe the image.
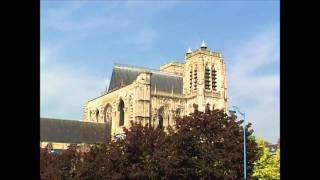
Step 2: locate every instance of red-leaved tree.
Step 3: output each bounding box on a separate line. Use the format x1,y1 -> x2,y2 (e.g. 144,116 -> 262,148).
41,106 -> 259,180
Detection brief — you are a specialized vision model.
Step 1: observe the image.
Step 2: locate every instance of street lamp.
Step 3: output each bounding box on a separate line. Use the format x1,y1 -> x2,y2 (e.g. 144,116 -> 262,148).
229,106 -> 247,180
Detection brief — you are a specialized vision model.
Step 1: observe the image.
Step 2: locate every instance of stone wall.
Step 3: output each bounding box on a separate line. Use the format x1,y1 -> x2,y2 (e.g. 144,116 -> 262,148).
160,61 -> 185,76
83,45 -> 228,138
84,72 -> 152,137
183,47 -> 228,112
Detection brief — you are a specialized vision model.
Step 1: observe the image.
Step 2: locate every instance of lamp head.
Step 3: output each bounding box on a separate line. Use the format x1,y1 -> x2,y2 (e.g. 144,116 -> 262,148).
229,110 -> 236,114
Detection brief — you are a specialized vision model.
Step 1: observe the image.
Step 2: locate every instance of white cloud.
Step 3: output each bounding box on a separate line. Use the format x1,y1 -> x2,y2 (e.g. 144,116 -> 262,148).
136,28 -> 158,45
40,47 -> 108,120
228,24 -> 280,143
123,1 -> 180,10
41,1 -> 129,34
41,1 -> 158,49
120,28 -> 158,50
41,1 -> 87,18
40,45 -> 60,65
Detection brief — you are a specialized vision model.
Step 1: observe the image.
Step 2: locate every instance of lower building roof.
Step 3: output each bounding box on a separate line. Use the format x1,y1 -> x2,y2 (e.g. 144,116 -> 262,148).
40,118 -> 111,144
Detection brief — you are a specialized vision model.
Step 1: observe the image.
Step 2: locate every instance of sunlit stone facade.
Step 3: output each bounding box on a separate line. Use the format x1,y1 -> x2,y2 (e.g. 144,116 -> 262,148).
83,42 -> 228,138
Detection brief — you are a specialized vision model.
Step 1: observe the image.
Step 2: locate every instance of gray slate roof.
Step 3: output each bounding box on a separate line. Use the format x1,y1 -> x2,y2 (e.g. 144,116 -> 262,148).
40,118 -> 111,144
108,64 -> 183,94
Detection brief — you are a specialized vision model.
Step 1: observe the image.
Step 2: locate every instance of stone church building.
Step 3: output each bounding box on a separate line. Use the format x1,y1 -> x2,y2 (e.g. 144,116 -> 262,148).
83,41 -> 228,138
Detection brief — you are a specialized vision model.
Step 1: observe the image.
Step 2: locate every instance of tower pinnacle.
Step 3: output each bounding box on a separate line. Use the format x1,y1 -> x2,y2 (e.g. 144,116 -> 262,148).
200,40 -> 207,48
186,47 -> 192,54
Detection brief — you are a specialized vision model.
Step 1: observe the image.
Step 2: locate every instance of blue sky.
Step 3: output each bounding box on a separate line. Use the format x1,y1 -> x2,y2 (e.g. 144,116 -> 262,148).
41,1 -> 279,143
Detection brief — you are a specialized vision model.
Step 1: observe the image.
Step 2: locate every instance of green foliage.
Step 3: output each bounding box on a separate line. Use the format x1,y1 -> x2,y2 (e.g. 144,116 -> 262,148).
252,137 -> 280,180
40,107 -> 261,179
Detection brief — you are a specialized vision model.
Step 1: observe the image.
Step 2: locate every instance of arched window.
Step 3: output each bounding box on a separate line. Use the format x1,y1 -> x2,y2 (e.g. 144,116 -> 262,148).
118,99 -> 124,126
158,106 -> 164,129
96,110 -> 99,122
205,103 -> 211,112
104,104 -> 112,123
193,103 -> 198,112
175,108 -> 181,118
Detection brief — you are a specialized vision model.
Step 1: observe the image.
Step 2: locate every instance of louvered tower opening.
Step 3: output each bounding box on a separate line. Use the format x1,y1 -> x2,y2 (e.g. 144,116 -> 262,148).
193,68 -> 197,90
212,69 -> 217,91
189,69 -> 193,92
205,67 -> 211,90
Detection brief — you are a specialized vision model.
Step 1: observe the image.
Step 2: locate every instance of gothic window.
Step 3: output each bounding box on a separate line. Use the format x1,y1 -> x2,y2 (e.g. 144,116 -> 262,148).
193,67 -> 197,90
104,104 -> 112,123
128,95 -> 134,121
118,99 -> 124,126
212,68 -> 217,91
205,103 -> 211,112
96,110 -> 99,122
205,66 -> 211,90
176,108 -> 181,118
193,103 -> 198,112
158,106 -> 164,129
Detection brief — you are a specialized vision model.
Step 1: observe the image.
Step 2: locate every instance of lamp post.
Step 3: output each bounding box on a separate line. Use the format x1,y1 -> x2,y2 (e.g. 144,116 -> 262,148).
229,106 -> 247,180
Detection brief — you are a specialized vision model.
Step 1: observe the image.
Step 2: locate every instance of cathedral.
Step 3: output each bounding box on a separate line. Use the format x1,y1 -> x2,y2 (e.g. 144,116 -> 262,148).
83,41 -> 228,138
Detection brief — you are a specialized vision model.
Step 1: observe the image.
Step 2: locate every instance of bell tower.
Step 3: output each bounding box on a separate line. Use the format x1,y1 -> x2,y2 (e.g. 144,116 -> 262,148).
183,41 -> 228,113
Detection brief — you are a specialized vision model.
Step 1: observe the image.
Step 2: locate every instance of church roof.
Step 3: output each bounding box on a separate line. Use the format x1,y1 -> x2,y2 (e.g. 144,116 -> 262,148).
107,64 -> 183,94
40,118 -> 111,144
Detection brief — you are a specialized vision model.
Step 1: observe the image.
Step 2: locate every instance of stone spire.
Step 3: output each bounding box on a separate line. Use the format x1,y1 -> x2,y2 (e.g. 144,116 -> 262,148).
186,47 -> 192,54
200,40 -> 207,50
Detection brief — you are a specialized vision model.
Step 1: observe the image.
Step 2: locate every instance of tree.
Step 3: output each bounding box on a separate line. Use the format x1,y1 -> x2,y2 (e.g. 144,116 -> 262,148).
76,143 -> 113,179
252,137 -> 280,180
56,144 -> 81,180
162,106 -> 259,180
76,123 -> 169,179
40,144 -> 81,180
40,146 -> 60,180
41,106 -> 260,179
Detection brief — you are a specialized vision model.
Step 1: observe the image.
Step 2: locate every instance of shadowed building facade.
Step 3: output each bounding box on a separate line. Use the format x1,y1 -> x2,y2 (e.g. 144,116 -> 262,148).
83,42 -> 229,138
